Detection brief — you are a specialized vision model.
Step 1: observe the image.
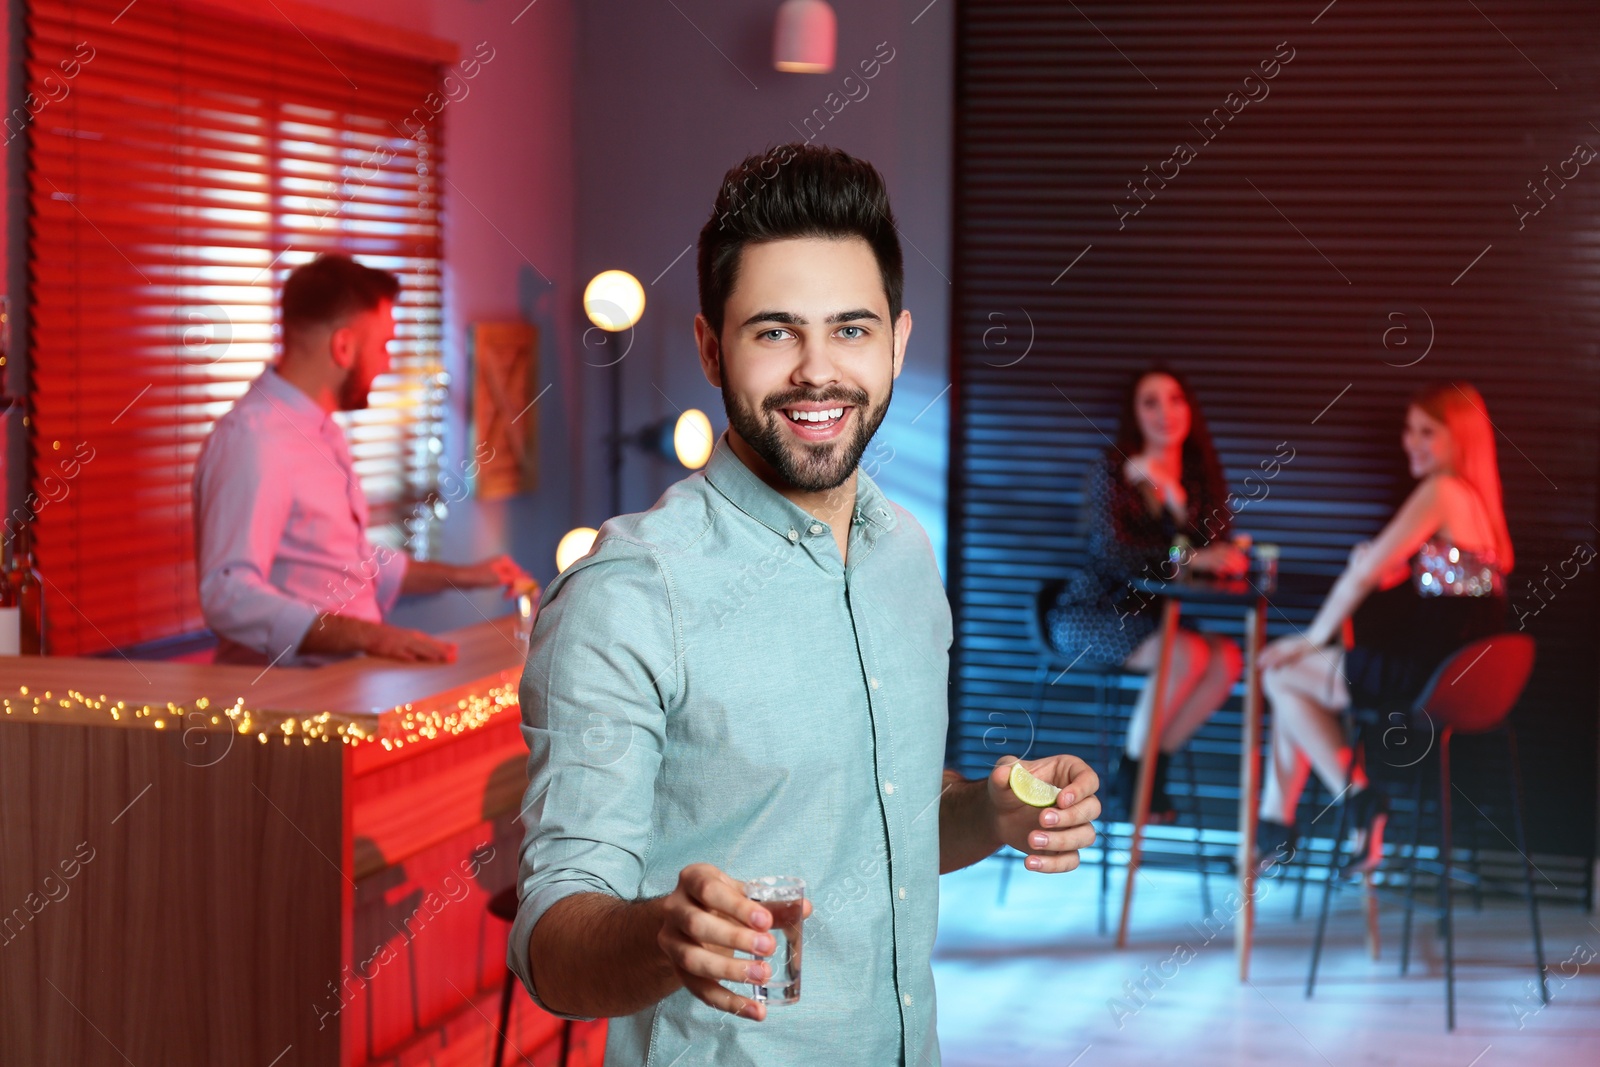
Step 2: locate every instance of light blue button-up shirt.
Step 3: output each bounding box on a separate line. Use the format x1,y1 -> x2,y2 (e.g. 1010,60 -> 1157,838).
510,433 -> 952,1066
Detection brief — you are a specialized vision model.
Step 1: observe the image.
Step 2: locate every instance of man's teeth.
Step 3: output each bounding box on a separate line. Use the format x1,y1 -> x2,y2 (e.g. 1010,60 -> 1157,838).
786,407 -> 845,423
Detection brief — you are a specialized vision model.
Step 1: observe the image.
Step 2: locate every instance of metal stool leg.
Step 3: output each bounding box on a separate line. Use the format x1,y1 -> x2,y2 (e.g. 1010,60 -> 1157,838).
1399,770 -> 1426,977
1439,731 -> 1456,1031
1505,727 -> 1549,1005
1096,672 -> 1112,936
1181,747 -> 1211,916
1293,774 -> 1321,921
494,966 -> 515,1067
1465,790 -> 1485,913
1027,660 -> 1050,728
1307,723 -> 1361,999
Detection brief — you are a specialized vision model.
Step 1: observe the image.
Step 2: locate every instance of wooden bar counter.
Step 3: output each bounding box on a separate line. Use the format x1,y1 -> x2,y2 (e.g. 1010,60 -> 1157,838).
0,617 -> 587,1066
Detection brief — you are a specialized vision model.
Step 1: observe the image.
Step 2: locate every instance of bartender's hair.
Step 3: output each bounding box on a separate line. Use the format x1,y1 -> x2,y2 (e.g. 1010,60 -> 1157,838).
697,142 -> 903,340
281,253 -> 400,348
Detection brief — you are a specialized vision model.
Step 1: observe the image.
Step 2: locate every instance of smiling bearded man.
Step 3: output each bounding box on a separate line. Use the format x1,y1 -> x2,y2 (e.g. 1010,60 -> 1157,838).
507,143 -> 1102,1067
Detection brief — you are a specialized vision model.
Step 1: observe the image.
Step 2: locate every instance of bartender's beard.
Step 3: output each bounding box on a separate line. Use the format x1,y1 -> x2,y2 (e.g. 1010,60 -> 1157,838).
723,381 -> 890,492
338,367 -> 374,411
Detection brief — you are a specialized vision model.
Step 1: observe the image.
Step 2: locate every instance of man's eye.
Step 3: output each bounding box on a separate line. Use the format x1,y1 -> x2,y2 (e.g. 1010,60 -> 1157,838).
838,325 -> 865,340
761,329 -> 791,342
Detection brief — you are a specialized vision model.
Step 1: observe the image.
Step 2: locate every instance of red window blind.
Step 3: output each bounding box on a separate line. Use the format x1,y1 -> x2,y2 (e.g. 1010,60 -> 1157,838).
25,0 -> 447,655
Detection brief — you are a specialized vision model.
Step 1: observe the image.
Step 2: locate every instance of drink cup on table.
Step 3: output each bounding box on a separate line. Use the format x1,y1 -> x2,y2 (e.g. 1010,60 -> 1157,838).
1253,542 -> 1280,588
742,876 -> 805,1007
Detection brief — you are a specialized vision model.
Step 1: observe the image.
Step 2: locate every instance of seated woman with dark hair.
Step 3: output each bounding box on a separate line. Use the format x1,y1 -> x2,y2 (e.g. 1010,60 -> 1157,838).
1255,381 -> 1514,873
1047,367 -> 1247,821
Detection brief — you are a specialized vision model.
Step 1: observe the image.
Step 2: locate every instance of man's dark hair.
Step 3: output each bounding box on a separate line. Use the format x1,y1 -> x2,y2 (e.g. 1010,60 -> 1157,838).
697,143 -> 903,340
281,253 -> 400,346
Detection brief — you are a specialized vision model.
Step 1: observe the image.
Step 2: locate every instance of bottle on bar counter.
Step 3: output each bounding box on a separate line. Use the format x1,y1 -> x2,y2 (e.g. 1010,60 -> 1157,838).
6,524 -> 45,655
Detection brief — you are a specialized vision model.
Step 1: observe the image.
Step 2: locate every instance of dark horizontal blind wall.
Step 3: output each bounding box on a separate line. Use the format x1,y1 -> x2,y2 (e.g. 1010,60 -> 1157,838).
951,0 -> 1599,874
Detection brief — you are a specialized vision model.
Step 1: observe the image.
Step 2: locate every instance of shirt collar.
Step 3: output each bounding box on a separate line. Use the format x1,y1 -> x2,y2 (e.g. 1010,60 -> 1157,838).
702,432 -> 898,539
254,366 -> 331,433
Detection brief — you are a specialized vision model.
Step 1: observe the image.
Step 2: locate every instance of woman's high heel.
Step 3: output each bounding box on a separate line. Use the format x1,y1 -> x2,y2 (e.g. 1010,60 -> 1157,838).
1340,786 -> 1390,877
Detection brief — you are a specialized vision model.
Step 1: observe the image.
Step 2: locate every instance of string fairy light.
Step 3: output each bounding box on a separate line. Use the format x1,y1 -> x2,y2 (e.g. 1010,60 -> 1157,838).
0,680 -> 521,747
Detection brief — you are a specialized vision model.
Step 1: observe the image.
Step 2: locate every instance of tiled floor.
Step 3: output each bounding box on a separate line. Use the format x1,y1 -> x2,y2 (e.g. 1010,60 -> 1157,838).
933,854 -> 1600,1067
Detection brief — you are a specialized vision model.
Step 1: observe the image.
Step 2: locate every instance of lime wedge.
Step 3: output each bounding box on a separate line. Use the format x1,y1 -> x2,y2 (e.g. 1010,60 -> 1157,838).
1008,761 -> 1061,807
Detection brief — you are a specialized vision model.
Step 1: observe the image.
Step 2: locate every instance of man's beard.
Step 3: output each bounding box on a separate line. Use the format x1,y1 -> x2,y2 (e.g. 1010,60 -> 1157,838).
723,381 -> 891,492
338,369 -> 372,411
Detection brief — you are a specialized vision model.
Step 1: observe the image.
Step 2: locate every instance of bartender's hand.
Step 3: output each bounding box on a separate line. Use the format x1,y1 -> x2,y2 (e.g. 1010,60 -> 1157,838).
301,613 -> 457,663
658,863 -> 812,1022
461,554 -> 539,599
989,755 -> 1100,873
366,623 -> 457,663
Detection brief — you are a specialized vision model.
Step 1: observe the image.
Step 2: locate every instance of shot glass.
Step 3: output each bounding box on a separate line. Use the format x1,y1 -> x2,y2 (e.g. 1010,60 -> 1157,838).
513,591 -> 536,645
742,875 -> 805,1007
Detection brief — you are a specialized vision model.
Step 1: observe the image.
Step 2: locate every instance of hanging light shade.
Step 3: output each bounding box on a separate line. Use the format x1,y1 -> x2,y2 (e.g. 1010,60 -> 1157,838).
773,0 -> 836,73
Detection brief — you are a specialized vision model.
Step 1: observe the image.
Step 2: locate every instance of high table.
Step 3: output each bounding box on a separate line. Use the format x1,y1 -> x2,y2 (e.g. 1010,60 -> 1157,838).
1113,570 -> 1281,979
0,617 -> 583,1066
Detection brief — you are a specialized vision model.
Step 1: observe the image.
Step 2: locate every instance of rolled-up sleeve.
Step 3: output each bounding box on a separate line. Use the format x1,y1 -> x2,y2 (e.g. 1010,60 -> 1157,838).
506,536 -> 678,1016
193,422 -> 320,660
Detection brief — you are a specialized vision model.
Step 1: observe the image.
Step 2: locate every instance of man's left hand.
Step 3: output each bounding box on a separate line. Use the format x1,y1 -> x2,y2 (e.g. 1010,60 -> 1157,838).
987,755 -> 1100,873
464,554 -> 539,599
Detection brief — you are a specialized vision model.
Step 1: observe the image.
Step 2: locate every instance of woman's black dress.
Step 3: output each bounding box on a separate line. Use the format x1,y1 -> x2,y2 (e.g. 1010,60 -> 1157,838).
1344,543 -> 1508,710
1046,455 -> 1226,666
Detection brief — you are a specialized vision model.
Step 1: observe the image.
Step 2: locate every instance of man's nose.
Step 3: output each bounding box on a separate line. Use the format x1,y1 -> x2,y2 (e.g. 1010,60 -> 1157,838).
793,335 -> 841,387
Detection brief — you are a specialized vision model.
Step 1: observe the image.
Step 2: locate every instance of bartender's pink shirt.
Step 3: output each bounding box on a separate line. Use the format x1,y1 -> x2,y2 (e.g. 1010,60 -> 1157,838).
193,368 -> 408,664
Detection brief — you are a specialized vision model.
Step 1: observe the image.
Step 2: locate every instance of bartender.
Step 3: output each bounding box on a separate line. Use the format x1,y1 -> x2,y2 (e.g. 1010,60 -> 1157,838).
193,253 -> 534,666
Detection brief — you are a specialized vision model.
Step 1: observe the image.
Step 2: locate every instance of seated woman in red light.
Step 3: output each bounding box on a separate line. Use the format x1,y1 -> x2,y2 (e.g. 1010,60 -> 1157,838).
1047,367 -> 1247,821
1256,382 -> 1514,872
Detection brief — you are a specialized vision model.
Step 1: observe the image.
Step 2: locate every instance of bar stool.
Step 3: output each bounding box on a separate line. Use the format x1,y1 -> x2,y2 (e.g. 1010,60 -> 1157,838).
996,578 -> 1215,932
488,886 -> 573,1066
1306,634 -> 1548,1030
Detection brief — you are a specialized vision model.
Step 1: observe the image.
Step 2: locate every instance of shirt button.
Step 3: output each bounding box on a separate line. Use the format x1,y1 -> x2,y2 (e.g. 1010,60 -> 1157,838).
787,529 -> 799,542
809,523 -> 824,535
898,887 -> 907,900
903,993 -> 913,1006
869,677 -> 880,690
883,781 -> 895,795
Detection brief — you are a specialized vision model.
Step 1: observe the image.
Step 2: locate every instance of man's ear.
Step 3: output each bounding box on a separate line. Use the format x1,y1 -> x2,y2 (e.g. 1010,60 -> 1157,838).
890,308 -> 913,380
694,313 -> 723,389
328,323 -> 357,370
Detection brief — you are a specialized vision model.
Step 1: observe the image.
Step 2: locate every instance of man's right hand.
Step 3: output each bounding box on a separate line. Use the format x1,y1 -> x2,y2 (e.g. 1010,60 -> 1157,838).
364,623 -> 456,663
300,612 -> 456,663
657,863 -> 812,1022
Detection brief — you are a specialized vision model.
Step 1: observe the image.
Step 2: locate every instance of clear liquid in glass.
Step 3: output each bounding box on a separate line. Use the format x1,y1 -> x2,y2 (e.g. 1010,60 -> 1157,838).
743,876 -> 805,1006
